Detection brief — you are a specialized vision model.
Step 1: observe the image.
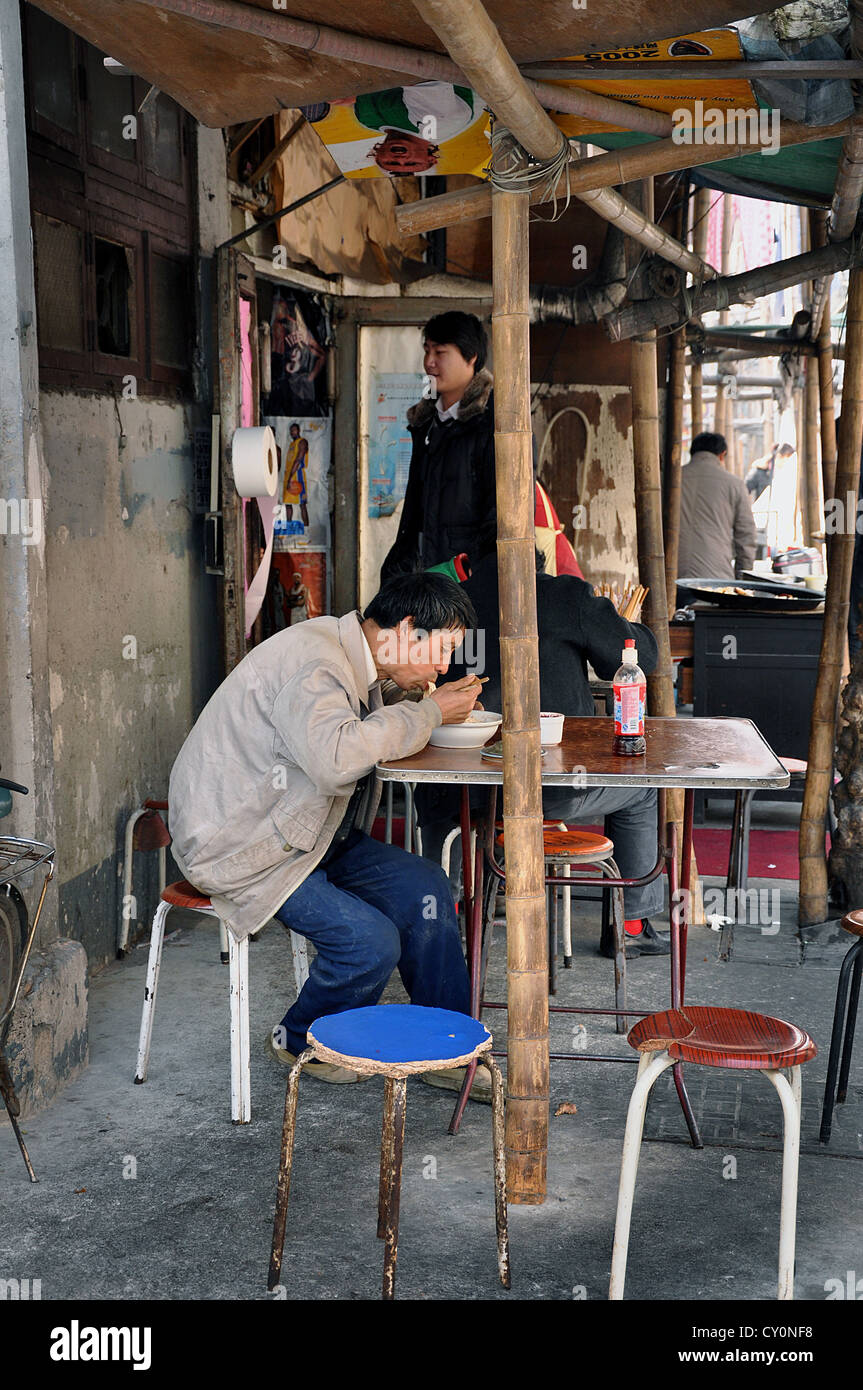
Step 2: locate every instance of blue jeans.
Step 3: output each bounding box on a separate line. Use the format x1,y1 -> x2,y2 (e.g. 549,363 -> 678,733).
274,829 -> 471,1057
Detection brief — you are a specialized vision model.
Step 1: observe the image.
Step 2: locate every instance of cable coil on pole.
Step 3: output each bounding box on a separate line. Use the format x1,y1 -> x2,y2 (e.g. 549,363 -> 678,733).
487,123 -> 572,221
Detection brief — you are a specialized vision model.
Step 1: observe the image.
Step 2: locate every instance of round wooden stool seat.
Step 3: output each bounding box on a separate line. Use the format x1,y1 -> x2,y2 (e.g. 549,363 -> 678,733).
161,879 -> 213,911
307,1004 -> 492,1079
842,909 -> 863,938
133,808 -> 172,852
495,825 -> 615,861
628,1005 -> 815,1070
779,757 -> 808,777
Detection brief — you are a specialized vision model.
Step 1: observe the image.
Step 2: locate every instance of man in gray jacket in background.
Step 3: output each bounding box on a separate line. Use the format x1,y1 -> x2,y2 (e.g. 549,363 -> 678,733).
677,432 -> 758,580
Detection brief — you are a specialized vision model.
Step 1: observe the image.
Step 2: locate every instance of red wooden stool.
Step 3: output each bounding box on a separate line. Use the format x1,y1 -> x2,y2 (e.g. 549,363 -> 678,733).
118,798 -> 171,957
134,879 -> 309,1123
494,821 -> 625,1017
820,909 -> 863,1143
609,1006 -> 816,1301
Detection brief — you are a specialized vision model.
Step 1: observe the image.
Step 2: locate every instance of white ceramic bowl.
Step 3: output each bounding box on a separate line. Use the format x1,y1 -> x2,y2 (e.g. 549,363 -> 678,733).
429,710 -> 502,749
540,711 -> 565,745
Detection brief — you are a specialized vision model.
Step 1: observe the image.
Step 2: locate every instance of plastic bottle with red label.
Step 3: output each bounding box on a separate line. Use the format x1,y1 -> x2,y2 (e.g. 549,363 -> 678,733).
612,639 -> 646,756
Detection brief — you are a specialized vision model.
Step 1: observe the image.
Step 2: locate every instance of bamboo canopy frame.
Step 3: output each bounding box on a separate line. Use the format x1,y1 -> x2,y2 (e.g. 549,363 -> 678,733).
395,119 -> 853,236
605,239 -> 857,341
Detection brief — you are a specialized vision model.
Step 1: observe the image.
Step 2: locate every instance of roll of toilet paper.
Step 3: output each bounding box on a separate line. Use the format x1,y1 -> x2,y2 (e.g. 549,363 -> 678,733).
231,425 -> 278,498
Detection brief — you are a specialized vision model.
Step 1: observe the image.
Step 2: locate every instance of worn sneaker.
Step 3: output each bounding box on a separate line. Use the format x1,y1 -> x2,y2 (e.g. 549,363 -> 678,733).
599,920 -> 671,959
267,1026 -> 368,1083
419,1064 -> 493,1104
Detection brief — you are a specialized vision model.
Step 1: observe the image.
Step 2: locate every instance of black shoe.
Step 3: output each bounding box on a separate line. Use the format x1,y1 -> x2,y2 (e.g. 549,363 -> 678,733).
599,920 -> 671,959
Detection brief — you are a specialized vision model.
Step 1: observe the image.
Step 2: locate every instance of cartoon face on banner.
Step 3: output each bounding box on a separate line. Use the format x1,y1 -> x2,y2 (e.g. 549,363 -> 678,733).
266,551 -> 327,634
264,416 -> 332,552
301,83 -> 491,179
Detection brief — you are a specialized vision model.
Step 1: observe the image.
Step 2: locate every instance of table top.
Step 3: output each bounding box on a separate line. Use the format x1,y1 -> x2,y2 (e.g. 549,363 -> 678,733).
377,716 -> 790,789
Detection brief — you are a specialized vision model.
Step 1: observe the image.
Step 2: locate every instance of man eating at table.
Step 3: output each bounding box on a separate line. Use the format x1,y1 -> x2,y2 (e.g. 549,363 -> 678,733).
168,572 -> 490,1092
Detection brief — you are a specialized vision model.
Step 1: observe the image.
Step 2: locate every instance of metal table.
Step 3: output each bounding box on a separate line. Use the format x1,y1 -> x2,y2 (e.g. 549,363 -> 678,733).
378,716 -> 789,1143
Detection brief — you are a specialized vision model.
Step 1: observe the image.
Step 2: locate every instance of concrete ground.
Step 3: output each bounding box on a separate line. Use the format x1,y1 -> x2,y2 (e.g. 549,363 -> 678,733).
1,800 -> 861,1303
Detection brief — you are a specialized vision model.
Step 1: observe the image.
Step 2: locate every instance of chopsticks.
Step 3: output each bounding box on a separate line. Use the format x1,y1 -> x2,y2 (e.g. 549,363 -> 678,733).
596,581 -> 649,620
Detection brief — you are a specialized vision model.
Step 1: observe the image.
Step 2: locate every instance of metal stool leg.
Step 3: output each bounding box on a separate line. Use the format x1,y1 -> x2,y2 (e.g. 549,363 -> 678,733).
289,929 -> 310,992
119,809 -> 145,956
0,1050 -> 37,1181
382,1077 -> 407,1300
229,931 -> 251,1124
378,1077 -> 395,1239
738,790 -> 754,894
268,1048 -> 315,1290
134,900 -> 170,1084
478,1054 -> 511,1289
819,938 -> 862,1143
219,917 -> 229,965
546,865 -> 557,996
609,1050 -> 676,1299
762,1066 -> 802,1301
561,863 -> 572,968
605,857 -> 627,1034
837,942 -> 863,1104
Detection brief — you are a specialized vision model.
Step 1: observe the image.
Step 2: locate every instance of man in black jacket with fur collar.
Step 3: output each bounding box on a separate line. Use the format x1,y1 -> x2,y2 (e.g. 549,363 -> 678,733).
381,312 -> 495,582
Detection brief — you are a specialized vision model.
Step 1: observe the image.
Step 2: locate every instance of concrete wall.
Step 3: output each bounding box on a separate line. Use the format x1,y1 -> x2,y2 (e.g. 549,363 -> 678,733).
533,384 -> 643,588
41,391 -> 220,965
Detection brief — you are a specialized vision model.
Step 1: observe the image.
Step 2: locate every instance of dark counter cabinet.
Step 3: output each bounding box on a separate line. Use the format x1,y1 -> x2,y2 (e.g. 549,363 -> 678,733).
693,605 -> 823,811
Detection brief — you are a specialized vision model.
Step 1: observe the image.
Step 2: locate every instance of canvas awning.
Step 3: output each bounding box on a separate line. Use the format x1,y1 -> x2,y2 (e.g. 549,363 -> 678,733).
32,0 -> 789,128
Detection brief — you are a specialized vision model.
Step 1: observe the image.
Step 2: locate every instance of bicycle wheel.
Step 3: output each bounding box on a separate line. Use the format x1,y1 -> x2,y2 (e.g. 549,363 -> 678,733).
0,883 -> 28,1024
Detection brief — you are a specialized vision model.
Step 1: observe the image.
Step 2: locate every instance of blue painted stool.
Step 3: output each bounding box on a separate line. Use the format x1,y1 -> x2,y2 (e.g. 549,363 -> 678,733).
267,1004 -> 510,1300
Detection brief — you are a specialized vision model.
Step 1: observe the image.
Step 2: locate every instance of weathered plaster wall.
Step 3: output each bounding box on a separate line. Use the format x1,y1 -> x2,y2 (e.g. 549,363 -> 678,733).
41,391 -> 220,966
533,384 -> 641,588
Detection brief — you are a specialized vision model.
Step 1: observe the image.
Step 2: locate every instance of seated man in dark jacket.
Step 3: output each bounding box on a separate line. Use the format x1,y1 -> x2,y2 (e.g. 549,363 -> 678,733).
419,550 -> 668,957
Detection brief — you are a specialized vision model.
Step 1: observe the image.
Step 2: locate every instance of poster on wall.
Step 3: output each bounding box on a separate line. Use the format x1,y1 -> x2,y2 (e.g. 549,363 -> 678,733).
265,550 -> 328,635
264,415 -> 332,552
367,372 -> 422,518
265,289 -> 330,417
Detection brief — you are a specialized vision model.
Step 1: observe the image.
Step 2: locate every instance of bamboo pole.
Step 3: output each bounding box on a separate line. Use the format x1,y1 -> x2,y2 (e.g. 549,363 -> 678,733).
606,239 -> 856,342
396,119 -> 852,236
712,196 -> 732,446
664,329 -> 686,615
630,183 -> 676,719
799,266 -> 863,924
689,188 -> 712,442
492,188 -> 548,1204
803,357 -> 822,549
812,210 -> 839,503
630,182 -> 697,909
691,359 -> 704,438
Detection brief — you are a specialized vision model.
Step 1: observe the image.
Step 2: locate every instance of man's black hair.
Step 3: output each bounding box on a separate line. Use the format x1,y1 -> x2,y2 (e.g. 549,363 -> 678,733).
535,546 -> 547,574
423,311 -> 488,372
363,572 -> 477,633
691,431 -> 728,458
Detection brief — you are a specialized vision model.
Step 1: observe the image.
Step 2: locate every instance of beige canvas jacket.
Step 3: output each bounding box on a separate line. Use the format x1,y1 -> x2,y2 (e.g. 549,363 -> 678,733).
676,450 -> 758,581
168,611 -> 442,940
